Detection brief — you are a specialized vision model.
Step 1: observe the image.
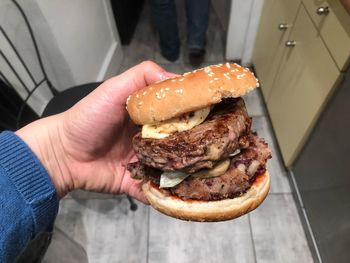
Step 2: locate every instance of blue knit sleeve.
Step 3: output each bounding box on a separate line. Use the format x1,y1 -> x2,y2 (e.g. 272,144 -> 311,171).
0,131 -> 59,263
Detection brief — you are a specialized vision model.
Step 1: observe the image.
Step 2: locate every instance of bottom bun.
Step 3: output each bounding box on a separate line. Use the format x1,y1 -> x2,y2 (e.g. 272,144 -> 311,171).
143,171 -> 270,222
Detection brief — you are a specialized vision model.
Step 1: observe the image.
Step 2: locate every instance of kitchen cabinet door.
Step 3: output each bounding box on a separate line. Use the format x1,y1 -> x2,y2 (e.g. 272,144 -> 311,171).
267,6 -> 339,166
253,0 -> 300,100
302,0 -> 350,70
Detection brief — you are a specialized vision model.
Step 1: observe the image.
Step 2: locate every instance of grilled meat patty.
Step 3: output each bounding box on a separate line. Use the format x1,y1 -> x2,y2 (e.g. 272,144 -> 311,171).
132,98 -> 251,173
127,134 -> 271,201
170,134 -> 271,200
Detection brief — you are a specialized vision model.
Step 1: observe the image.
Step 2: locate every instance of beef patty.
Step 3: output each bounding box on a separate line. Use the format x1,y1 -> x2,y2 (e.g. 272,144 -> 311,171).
132,98 -> 251,173
127,134 -> 271,201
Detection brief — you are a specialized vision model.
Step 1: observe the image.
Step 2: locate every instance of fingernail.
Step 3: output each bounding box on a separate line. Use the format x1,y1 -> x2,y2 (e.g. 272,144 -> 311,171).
160,71 -> 180,80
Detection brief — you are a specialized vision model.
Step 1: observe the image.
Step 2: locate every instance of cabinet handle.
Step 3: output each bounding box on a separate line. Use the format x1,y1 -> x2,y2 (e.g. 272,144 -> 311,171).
278,23 -> 288,30
316,6 -> 329,15
285,40 -> 296,47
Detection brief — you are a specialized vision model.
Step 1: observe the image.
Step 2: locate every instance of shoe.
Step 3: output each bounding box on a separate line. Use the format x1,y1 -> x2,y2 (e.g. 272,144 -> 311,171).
188,48 -> 205,67
160,47 -> 180,62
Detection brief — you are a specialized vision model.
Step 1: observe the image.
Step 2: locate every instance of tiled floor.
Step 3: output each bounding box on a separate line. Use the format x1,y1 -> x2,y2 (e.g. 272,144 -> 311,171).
43,1 -> 313,262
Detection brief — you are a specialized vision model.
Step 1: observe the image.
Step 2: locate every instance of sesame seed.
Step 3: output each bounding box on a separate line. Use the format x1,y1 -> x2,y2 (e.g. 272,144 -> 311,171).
136,94 -> 139,98
126,96 -> 131,105
179,78 -> 184,82
160,88 -> 164,93
225,62 -> 231,68
165,87 -> 170,91
214,78 -> 219,81
183,72 -> 190,76
138,102 -> 143,106
209,80 -> 214,83
155,92 -> 160,97
162,93 -> 166,98
204,66 -> 211,72
143,91 -> 147,95
225,76 -> 231,80
175,89 -> 183,94
149,87 -> 153,90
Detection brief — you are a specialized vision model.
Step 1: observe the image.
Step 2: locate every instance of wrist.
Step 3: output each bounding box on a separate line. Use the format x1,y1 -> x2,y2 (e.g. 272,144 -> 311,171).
16,115 -> 73,198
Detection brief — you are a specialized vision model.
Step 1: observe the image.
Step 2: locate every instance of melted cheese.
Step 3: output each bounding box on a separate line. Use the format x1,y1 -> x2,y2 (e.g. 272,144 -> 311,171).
191,158 -> 230,179
142,107 -> 211,139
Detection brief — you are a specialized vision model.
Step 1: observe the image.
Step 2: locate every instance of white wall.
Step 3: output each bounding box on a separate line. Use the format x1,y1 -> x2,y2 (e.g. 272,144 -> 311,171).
225,0 -> 264,66
36,0 -> 123,85
0,0 -> 123,115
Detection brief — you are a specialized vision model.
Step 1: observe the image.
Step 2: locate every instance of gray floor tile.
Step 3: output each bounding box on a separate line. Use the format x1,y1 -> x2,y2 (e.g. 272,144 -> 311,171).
43,227 -> 88,263
148,210 -> 255,263
50,198 -> 149,263
243,88 -> 266,117
252,116 -> 292,194
249,194 -> 313,263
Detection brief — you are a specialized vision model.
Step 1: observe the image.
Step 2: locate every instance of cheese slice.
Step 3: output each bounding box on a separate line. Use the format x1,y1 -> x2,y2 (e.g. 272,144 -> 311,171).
142,107 -> 211,139
191,158 -> 231,179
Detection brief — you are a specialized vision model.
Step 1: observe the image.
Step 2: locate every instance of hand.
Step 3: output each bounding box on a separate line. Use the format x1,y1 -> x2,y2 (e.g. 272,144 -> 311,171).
16,61 -> 177,202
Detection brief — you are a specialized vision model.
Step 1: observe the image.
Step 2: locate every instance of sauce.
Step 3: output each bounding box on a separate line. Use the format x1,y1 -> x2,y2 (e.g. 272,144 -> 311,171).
252,173 -> 266,186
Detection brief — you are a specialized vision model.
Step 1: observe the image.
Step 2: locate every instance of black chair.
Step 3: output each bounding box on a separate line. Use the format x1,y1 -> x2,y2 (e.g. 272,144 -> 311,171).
0,0 -> 137,211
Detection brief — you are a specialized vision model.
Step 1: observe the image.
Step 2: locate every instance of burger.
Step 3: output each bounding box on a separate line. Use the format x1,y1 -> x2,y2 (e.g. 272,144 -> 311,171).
126,63 -> 272,222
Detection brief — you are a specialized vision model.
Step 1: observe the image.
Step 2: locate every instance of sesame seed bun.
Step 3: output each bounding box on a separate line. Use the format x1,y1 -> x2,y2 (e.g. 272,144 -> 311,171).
143,171 -> 270,222
126,63 -> 259,125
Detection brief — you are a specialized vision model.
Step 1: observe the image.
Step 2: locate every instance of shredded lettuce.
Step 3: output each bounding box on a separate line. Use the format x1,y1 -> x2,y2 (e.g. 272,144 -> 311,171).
159,171 -> 189,188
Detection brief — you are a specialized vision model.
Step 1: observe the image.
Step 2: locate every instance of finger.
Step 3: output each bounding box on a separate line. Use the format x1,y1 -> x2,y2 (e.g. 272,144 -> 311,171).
120,173 -> 150,204
127,182 -> 150,205
101,61 -> 179,104
121,60 -> 178,87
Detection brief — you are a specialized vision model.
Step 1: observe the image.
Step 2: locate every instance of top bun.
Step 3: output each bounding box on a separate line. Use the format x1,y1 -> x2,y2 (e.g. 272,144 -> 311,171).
126,63 -> 259,125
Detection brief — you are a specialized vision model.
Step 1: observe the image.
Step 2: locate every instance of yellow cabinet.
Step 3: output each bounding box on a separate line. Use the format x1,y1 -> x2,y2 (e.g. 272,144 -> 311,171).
253,0 -> 301,100
267,6 -> 340,166
303,0 -> 350,70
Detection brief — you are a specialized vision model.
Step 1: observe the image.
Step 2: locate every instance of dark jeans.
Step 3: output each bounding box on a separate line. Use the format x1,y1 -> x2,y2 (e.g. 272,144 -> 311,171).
151,0 -> 209,60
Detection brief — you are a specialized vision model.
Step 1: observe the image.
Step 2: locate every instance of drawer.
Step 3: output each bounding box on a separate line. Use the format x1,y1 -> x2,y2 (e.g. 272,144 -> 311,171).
302,0 -> 350,70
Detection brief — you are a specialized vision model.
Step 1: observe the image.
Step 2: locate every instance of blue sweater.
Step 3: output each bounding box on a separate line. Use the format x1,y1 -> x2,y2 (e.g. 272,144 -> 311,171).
0,131 -> 59,262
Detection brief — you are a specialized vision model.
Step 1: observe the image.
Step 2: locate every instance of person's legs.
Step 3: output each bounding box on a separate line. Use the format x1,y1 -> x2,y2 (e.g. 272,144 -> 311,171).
151,0 -> 180,62
185,0 -> 209,50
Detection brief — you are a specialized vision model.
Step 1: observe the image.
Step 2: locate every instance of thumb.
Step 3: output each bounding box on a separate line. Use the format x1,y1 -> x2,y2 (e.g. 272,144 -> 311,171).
99,61 -> 179,106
